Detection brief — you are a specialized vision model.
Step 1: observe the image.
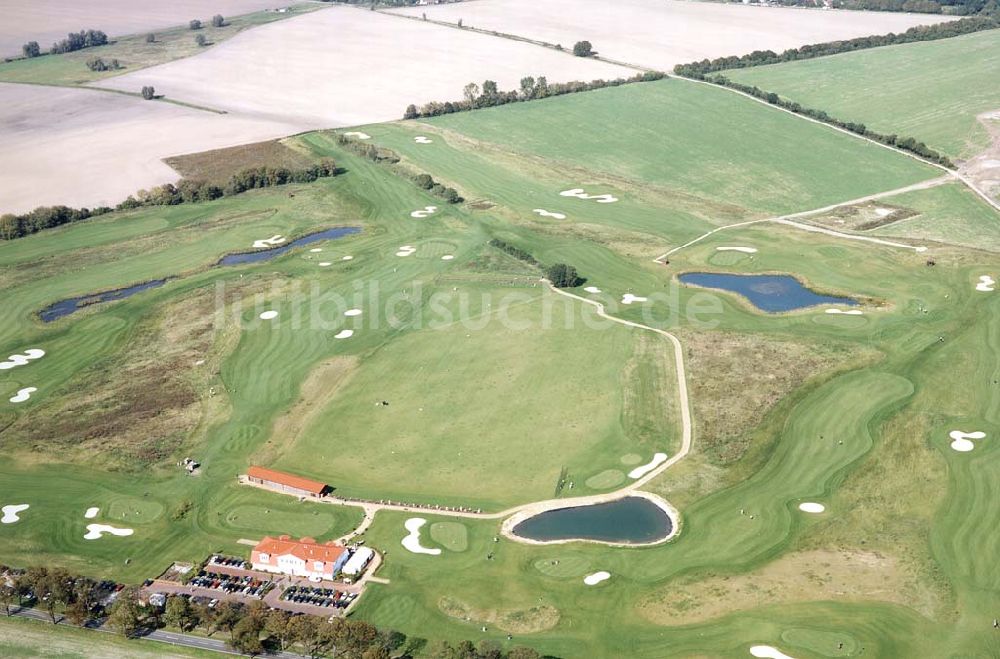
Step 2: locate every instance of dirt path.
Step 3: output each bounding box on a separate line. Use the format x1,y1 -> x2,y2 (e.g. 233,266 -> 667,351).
959,109 -> 1000,205
655,175 -> 950,260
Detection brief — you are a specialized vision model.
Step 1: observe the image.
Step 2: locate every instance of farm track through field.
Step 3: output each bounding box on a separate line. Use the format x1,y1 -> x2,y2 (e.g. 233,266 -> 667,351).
246,280 -> 693,545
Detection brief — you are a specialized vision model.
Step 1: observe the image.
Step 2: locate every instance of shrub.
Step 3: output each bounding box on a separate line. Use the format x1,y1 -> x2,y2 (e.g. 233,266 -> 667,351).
572,40 -> 593,57
86,57 -> 120,72
189,19 -> 202,30
546,263 -> 582,288
211,14 -> 225,27
195,34 -> 207,47
141,85 -> 155,100
22,41 -> 40,58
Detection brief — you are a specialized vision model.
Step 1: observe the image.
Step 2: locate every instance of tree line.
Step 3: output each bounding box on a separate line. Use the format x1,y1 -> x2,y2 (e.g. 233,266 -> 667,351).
732,0 -> 998,14
487,239 -> 583,288
673,15 -> 999,77
335,134 -> 464,203
697,74 -> 955,167
0,160 -> 339,240
22,28 -> 108,58
403,71 -> 666,120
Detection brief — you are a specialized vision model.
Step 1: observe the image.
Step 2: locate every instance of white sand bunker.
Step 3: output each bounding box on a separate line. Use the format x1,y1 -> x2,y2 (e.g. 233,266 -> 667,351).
259,310 -> 279,320
621,293 -> 648,305
441,255 -> 455,261
396,245 -> 416,257
9,387 -> 37,404
825,308 -> 863,316
402,518 -> 441,555
84,507 -> 100,519
334,329 -> 354,339
976,275 -> 995,292
252,235 -> 285,249
410,206 -> 438,219
84,523 -> 134,540
628,453 -> 667,479
319,262 -> 332,267
716,246 -> 758,254
342,255 -> 354,261
309,248 -> 323,253
343,131 -> 371,139
533,209 -> 566,220
874,207 -> 893,217
559,188 -> 618,204
0,349 -> 45,371
750,646 -> 797,659
798,502 -> 825,514
344,309 -> 362,317
414,136 -> 433,144
583,571 -> 610,585
584,286 -> 601,294
950,430 -> 985,453
1,504 -> 29,524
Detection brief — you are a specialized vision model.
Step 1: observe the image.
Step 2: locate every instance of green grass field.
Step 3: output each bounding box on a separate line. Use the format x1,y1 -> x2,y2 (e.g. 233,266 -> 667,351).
726,29 -> 1000,159
1,74 -> 999,657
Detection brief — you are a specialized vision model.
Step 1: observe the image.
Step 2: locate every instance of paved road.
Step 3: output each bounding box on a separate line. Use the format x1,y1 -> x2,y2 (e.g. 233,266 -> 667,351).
8,605 -> 307,658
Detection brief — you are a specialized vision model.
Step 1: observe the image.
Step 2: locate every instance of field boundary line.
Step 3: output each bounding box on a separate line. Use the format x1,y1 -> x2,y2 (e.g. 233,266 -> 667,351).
654,176 -> 951,260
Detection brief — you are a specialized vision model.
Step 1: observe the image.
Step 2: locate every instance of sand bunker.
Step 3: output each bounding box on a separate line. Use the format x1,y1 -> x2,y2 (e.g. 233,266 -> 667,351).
319,262 -> 332,267
628,453 -> 667,479
559,188 -> 618,203
583,571 -> 611,585
798,502 -> 826,514
344,309 -> 362,317
84,523 -> 134,540
0,349 -> 46,371
533,209 -> 567,220
343,131 -> 371,139
949,430 -> 985,453
396,245 -> 416,257
252,235 -> 286,249
410,206 -> 438,219
259,310 -> 279,320
976,275 -> 995,292
621,293 -> 648,305
334,329 -> 354,339
716,246 -> 758,254
342,256 -> 354,261
9,387 -> 37,404
442,255 -> 455,261
584,286 -> 601,294
310,248 -> 323,253
1,504 -> 29,524
825,309 -> 863,316
414,136 -> 433,144
750,646 -> 796,659
402,518 -> 441,555
84,507 -> 100,519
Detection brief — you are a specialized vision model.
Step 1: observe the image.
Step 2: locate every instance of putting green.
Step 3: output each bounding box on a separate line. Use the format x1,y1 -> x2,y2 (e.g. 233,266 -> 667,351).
429,522 -> 469,552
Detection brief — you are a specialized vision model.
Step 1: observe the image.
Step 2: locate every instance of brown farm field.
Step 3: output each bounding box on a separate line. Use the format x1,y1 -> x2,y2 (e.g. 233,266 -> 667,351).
0,0 -> 282,58
388,0 -> 955,71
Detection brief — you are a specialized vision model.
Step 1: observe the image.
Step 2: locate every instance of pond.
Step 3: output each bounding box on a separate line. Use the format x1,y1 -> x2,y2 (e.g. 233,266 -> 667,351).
217,226 -> 361,266
39,279 -> 169,323
511,496 -> 673,544
678,272 -> 858,313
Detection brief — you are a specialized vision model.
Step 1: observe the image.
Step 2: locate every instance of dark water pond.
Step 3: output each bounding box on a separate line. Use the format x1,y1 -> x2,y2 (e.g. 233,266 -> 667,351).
39,279 -> 169,323
678,272 -> 858,313
512,496 -> 672,544
217,226 -> 361,266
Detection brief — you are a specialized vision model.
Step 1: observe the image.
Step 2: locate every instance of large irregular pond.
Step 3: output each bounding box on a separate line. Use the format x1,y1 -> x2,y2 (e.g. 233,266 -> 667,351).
678,272 -> 858,313
511,496 -> 673,544
217,226 -> 361,266
38,226 -> 361,322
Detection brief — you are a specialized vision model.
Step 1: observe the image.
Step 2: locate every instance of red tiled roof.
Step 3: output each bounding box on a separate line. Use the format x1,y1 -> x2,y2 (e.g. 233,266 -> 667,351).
253,536 -> 346,564
247,466 -> 327,494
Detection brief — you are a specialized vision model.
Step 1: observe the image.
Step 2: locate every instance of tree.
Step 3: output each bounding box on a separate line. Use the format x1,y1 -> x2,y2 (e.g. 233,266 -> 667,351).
141,85 -> 155,100
507,647 -> 542,659
414,173 -> 434,190
457,18 -> 463,27
264,609 -> 292,650
481,79 -> 498,99
572,40 -> 593,57
0,581 -> 15,616
22,41 -> 40,58
546,263 -> 581,288
403,103 -> 419,120
534,76 -> 549,98
106,587 -> 143,637
462,82 -> 480,106
146,33 -> 155,43
443,187 -> 461,204
519,76 -> 535,99
195,34 -> 207,47
163,595 -> 196,631
213,601 -> 243,642
212,14 -> 225,27
189,19 -> 202,30
230,615 -> 264,656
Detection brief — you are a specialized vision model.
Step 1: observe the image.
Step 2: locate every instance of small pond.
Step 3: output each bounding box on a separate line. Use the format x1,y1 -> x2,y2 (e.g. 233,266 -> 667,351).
39,279 -> 169,323
511,496 -> 672,544
217,226 -> 361,266
678,272 -> 858,313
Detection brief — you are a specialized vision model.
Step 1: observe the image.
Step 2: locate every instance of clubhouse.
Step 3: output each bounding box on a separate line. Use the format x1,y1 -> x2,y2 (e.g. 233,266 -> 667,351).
246,466 -> 330,498
251,535 -> 349,580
